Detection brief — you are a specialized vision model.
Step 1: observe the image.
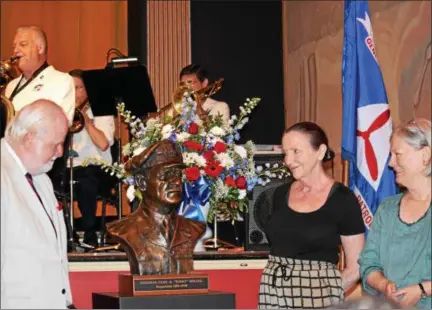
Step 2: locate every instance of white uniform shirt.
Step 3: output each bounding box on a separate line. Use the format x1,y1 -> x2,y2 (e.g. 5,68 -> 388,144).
69,107 -> 115,167
5,65 -> 75,126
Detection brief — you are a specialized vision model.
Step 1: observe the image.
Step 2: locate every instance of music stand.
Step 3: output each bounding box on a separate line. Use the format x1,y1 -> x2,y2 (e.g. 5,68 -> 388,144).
80,65 -> 157,222
82,65 -> 157,118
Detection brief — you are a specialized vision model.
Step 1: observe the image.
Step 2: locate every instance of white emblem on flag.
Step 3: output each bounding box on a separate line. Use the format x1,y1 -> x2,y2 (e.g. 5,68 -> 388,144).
357,12 -> 377,61
356,104 -> 392,190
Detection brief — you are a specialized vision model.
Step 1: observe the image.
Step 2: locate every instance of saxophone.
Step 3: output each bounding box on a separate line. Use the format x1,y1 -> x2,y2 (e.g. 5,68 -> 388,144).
0,56 -> 20,89
0,56 -> 20,137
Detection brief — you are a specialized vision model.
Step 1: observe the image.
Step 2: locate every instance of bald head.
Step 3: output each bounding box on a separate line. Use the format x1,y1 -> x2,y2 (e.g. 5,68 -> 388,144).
6,100 -> 68,175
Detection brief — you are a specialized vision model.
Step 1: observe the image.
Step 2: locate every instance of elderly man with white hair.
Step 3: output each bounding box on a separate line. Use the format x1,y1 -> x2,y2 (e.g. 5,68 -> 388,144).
1,99 -> 74,309
5,25 -> 75,125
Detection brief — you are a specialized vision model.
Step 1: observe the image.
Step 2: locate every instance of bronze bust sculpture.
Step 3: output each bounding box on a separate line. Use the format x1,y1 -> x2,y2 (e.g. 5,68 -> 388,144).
106,140 -> 206,275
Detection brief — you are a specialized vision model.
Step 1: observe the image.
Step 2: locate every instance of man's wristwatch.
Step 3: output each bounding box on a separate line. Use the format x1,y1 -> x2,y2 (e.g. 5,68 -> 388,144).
419,283 -> 427,299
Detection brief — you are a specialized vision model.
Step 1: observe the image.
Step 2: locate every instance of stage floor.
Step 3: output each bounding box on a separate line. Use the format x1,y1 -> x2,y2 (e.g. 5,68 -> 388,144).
68,249 -> 269,262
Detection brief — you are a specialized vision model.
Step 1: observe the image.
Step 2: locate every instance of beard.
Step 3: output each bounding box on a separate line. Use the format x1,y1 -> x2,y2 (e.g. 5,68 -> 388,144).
33,157 -> 57,175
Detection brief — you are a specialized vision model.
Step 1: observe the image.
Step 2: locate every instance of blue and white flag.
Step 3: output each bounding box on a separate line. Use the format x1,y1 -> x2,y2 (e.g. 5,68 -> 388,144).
341,0 -> 398,231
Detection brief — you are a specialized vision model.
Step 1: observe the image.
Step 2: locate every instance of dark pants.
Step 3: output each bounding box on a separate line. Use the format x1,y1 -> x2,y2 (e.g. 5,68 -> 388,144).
66,165 -> 116,246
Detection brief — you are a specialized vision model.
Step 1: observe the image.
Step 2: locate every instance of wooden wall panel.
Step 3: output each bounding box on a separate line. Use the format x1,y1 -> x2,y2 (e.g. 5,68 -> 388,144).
282,1 -> 431,182
147,1 -> 191,109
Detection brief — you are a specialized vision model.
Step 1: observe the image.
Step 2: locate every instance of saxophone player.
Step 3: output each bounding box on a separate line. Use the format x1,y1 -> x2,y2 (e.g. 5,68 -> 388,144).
67,69 -> 115,248
5,26 -> 75,125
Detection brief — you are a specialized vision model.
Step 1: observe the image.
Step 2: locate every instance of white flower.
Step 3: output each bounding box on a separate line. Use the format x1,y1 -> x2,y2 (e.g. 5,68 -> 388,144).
161,124 -> 174,139
214,152 -> 234,168
176,132 -> 191,142
234,145 -> 247,159
182,152 -> 207,167
126,185 -> 136,202
195,118 -> 203,127
209,126 -> 226,136
238,189 -> 247,200
206,134 -> 223,145
146,118 -> 159,127
213,179 -> 229,200
256,165 -> 263,172
194,155 -> 207,167
133,146 -> 147,157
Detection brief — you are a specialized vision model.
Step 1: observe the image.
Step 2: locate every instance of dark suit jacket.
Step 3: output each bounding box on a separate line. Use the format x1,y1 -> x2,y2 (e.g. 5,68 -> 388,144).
107,206 -> 205,275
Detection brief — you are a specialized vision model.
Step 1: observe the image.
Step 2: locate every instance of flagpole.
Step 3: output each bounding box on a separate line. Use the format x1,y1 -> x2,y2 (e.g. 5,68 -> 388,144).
342,159 -> 349,187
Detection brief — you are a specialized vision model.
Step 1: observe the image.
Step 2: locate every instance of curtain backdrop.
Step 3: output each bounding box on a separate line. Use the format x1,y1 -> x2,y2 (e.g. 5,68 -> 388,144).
1,1 -> 127,72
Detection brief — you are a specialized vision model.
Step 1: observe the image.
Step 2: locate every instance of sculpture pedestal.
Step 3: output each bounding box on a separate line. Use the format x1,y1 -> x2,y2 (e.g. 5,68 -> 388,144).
92,291 -> 236,309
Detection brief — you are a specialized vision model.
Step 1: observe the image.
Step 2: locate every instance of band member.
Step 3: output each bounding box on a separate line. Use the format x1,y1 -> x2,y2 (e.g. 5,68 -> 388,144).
68,69 -> 115,248
5,26 -> 75,125
1,100 -> 74,309
179,64 -> 230,126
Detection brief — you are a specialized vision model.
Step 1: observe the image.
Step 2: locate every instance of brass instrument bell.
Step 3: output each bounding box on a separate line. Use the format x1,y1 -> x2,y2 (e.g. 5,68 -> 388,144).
149,78 -> 225,121
69,101 -> 89,133
0,56 -> 20,89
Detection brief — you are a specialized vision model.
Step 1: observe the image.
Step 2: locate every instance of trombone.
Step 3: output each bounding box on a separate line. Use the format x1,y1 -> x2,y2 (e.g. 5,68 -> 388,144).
145,78 -> 224,122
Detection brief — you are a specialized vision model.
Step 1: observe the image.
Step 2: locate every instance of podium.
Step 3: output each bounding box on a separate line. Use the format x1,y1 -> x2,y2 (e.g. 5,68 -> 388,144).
92,291 -> 236,309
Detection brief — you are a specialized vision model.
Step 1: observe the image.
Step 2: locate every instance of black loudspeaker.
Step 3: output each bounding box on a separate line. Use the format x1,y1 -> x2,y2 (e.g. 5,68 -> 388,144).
244,154 -> 293,251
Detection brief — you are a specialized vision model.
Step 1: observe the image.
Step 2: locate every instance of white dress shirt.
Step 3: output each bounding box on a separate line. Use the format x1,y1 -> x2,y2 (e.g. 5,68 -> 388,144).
69,107 -> 115,167
5,65 -> 75,126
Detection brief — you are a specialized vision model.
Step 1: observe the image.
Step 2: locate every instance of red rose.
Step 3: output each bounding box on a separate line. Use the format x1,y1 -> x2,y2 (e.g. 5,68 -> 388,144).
203,150 -> 215,162
214,141 -> 227,153
204,161 -> 224,178
235,176 -> 247,189
183,140 -> 204,152
224,176 -> 236,188
184,167 -> 200,182
188,122 -> 199,134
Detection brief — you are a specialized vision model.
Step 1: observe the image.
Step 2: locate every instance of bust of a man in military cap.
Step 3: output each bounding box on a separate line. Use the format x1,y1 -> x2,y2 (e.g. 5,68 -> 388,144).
106,140 -> 206,275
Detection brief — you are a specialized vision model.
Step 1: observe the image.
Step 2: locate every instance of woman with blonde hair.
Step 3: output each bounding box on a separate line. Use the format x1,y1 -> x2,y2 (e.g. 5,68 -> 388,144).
359,118 -> 431,309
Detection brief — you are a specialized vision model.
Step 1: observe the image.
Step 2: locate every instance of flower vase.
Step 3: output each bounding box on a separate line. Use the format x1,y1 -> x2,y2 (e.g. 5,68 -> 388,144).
193,202 -> 213,252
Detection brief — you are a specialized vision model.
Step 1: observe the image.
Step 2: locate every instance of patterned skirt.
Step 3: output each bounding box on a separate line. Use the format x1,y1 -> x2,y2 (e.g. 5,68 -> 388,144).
258,255 -> 344,309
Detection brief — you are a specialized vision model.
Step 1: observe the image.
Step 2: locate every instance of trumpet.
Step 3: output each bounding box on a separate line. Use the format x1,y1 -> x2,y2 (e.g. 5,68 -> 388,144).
69,100 -> 89,133
146,78 -> 224,122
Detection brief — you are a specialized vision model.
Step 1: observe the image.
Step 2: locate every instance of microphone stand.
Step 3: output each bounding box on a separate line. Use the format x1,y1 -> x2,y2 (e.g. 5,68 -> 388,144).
116,99 -> 123,219
61,133 -> 79,252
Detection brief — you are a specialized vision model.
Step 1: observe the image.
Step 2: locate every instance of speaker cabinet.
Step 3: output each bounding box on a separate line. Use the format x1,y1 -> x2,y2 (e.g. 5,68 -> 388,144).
244,154 -> 293,251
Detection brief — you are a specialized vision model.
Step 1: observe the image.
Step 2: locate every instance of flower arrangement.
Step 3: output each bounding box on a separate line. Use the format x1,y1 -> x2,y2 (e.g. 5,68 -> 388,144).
83,90 -> 290,224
